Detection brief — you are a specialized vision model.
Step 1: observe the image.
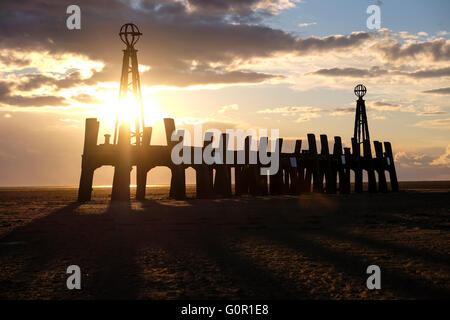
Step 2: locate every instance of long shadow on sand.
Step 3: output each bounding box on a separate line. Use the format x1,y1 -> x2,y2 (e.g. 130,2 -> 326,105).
0,191 -> 449,299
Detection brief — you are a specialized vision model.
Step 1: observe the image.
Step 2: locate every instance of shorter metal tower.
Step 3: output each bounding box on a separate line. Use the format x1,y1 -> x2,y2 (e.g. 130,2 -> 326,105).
353,84 -> 370,146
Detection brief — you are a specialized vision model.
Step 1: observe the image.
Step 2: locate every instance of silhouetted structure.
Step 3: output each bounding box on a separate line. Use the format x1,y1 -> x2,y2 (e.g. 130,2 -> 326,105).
77,25 -> 399,202
354,84 -> 370,145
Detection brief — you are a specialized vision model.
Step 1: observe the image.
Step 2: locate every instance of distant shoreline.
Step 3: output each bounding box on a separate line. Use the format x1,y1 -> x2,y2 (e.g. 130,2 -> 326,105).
0,181 -> 449,189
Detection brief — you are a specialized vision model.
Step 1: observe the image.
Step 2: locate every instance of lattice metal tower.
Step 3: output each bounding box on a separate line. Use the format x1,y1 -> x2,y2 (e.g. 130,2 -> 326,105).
353,84 -> 370,146
113,23 -> 145,146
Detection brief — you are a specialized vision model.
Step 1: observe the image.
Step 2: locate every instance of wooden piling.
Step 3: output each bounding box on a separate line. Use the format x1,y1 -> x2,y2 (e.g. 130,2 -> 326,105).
136,126 -> 152,200
384,142 -> 399,192
351,138 -> 363,193
373,141 -> 388,193
78,118 -> 99,201
111,122 -> 131,201
363,140 -> 377,193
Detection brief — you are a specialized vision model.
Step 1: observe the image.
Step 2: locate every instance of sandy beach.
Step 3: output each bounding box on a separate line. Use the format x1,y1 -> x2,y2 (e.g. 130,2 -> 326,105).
0,181 -> 449,299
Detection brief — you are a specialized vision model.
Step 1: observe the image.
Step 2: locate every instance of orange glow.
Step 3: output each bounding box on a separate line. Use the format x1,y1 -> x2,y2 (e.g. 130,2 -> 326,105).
97,91 -> 165,133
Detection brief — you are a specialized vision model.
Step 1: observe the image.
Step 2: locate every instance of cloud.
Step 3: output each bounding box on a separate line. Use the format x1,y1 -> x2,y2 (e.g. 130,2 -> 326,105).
0,79 -> 69,108
185,0 -> 300,16
71,93 -> 101,104
257,106 -> 321,114
395,146 -> 450,169
413,118 -> 450,130
369,101 -> 416,112
218,103 -> 239,113
15,72 -> 87,91
430,145 -> 450,167
406,67 -> 450,79
308,66 -> 388,78
331,107 -> 354,116
0,54 -> 30,67
298,22 -> 316,28
0,0 -> 376,89
417,106 -> 447,116
0,95 -> 68,108
422,87 -> 450,95
307,66 -> 450,79
394,151 -> 436,167
257,106 -> 321,122
375,37 -> 450,62
295,113 -> 320,122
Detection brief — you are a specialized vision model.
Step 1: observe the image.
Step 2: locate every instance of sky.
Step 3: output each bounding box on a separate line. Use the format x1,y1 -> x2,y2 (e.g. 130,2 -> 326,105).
0,0 -> 449,186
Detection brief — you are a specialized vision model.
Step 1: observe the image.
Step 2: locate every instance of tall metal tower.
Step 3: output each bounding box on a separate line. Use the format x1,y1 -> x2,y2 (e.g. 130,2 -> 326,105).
353,84 -> 370,146
113,23 -> 145,146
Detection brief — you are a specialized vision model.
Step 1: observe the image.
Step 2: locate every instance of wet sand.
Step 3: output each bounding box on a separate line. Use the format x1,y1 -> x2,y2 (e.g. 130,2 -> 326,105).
0,181 -> 449,299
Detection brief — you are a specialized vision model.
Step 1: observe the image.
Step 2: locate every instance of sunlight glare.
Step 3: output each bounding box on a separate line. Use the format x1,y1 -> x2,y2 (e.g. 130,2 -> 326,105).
97,90 -> 165,134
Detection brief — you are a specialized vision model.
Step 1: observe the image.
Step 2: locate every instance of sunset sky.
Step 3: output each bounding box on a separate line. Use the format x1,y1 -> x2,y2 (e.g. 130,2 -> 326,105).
0,0 -> 449,186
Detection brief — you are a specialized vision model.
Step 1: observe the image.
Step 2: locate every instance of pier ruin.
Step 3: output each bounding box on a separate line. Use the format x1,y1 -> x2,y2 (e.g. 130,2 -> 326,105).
77,24 -> 399,202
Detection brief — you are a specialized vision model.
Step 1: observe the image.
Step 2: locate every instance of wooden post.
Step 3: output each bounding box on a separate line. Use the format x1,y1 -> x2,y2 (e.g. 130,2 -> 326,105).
213,133 -> 232,197
256,137 -> 268,195
363,140 -> 377,193
307,134 -> 322,193
234,136 -> 248,196
78,118 -> 99,201
384,142 -> 399,192
164,118 -> 186,199
333,137 -> 346,194
303,150 -> 312,192
351,137 -> 363,193
196,133 -> 214,198
136,126 -> 152,200
289,139 -> 302,194
373,141 -> 388,193
269,138 -> 283,195
342,147 -> 351,193
111,122 -> 131,201
321,134 -> 335,194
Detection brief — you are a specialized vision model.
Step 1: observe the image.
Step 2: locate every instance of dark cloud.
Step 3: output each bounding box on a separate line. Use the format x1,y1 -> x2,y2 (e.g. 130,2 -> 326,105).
332,107 -> 354,114
142,66 -> 282,87
422,87 -> 450,95
309,66 -> 450,79
308,66 -> 388,78
372,101 -> 400,108
376,38 -> 450,62
2,95 -> 68,107
72,93 -> 101,104
0,54 -> 30,67
0,81 -> 10,97
16,72 -> 85,91
406,67 -> 450,79
418,111 -> 447,116
0,0 -> 374,89
0,80 -> 67,107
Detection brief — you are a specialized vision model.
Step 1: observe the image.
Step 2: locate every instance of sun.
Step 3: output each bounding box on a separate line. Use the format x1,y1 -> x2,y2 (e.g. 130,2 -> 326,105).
97,91 -> 165,133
